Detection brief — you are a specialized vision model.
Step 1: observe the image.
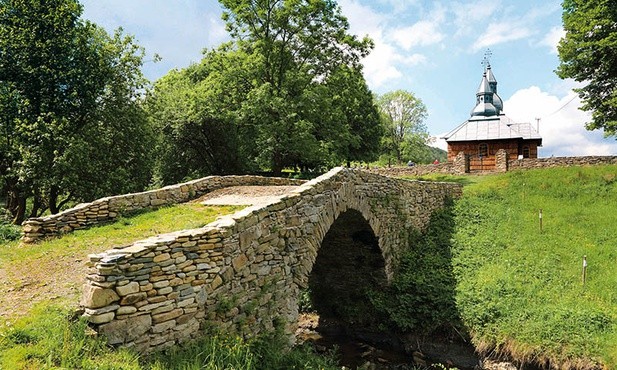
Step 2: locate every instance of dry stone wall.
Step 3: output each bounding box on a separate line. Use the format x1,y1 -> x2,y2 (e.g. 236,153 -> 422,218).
21,175 -> 305,243
365,162 -> 456,177
508,155 -> 617,170
81,167 -> 462,353
366,155 -> 617,177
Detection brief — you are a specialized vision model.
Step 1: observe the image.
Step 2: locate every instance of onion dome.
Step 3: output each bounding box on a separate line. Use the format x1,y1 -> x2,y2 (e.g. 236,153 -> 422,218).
485,64 -> 502,113
470,72 -> 498,117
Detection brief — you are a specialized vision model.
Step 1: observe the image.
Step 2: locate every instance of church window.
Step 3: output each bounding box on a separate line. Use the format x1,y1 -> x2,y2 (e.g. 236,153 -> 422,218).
478,143 -> 488,157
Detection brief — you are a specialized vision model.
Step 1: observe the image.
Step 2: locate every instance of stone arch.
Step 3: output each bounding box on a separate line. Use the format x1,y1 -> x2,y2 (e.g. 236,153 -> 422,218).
291,188 -> 390,292
306,208 -> 388,328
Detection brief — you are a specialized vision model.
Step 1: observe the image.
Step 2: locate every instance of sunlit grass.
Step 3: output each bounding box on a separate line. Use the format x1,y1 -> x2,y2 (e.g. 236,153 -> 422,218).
0,303 -> 337,370
452,165 -> 617,368
0,203 -> 243,320
0,203 -> 243,266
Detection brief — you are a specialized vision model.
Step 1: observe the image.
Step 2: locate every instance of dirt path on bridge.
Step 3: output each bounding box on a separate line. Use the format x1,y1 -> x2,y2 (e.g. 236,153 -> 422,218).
195,185 -> 299,206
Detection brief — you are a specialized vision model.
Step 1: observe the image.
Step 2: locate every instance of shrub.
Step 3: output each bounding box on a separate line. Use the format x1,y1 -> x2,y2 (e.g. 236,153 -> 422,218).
371,205 -> 461,334
0,220 -> 20,242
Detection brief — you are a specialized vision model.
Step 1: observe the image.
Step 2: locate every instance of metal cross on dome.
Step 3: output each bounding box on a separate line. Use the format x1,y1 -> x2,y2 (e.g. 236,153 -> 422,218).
482,49 -> 492,68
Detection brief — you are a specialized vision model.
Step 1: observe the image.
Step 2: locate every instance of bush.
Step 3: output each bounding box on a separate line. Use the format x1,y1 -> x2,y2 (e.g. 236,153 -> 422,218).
0,220 -> 20,242
370,205 -> 461,334
0,305 -> 139,369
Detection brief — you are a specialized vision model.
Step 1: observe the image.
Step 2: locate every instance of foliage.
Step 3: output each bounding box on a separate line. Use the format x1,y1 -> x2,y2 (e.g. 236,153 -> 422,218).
0,304 -> 338,370
557,0 -> 617,136
1,203 -> 241,272
376,90 -> 429,164
424,145 -> 448,164
148,0 -> 380,180
149,320 -> 338,370
0,220 -> 19,242
452,165 -> 617,368
0,305 -> 140,369
146,51 -> 250,184
0,207 -> 19,242
371,205 -> 460,334
0,0 -> 154,224
298,287 -> 314,313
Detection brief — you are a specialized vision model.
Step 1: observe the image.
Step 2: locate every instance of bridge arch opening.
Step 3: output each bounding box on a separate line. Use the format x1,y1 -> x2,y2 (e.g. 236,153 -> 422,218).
306,209 -> 388,331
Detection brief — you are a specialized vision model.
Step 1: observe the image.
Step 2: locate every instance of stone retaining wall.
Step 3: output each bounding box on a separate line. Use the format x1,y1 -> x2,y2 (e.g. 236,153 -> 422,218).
365,162 -> 456,177
81,167 -> 462,353
365,155 -> 617,177
508,155 -> 617,170
22,176 -> 305,243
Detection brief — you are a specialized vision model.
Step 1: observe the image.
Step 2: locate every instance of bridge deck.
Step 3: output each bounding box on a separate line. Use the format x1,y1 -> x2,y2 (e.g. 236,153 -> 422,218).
196,185 -> 299,206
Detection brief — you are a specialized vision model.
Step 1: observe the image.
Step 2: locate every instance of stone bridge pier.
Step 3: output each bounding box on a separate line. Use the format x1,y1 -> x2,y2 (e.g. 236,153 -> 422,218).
81,167 -> 462,352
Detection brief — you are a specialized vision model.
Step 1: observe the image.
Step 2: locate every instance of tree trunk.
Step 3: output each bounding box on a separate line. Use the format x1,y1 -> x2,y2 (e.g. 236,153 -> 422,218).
5,178 -> 27,224
12,195 -> 26,225
49,185 -> 59,214
29,193 -> 42,218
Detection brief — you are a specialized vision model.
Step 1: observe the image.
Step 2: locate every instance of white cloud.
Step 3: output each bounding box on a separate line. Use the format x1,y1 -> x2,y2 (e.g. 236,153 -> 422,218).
450,0 -> 500,38
504,86 -> 617,156
430,135 -> 448,151
472,22 -> 532,52
541,26 -> 565,54
339,0 -> 429,88
392,21 -> 445,50
338,0 -> 385,37
376,0 -> 419,13
81,0 -> 228,80
403,53 -> 428,65
361,36 -> 403,87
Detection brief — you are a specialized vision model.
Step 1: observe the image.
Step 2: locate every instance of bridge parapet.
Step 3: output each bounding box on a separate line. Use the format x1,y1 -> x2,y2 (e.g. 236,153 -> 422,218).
22,175 -> 304,243
80,167 -> 462,353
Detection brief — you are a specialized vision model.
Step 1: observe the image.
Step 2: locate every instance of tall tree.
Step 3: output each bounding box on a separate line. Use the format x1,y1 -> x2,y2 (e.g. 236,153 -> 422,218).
324,65 -> 383,166
149,0 -> 380,177
377,90 -> 428,164
147,46 -> 250,185
219,0 -> 374,173
0,0 -> 153,224
557,0 -> 617,136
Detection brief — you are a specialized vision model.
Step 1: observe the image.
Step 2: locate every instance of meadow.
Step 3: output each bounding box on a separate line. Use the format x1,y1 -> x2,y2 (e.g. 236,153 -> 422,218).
1,165 -> 616,369
450,165 -> 617,368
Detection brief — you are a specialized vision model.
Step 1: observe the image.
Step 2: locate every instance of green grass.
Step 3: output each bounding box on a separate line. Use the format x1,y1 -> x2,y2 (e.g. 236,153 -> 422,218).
0,203 -> 242,320
0,202 -> 340,369
0,304 -> 338,370
0,203 -> 242,266
451,165 -> 617,368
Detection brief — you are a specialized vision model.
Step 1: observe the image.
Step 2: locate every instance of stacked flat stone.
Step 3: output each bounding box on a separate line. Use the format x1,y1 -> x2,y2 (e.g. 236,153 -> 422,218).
21,175 -> 305,243
366,154 -> 617,177
82,167 -> 462,353
366,152 -> 467,177
508,155 -> 617,170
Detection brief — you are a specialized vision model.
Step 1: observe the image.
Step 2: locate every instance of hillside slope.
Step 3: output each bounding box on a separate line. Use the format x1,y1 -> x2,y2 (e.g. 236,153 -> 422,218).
452,165 -> 617,369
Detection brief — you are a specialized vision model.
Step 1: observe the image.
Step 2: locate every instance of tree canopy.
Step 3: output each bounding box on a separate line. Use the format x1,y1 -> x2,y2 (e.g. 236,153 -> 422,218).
376,90 -> 429,164
557,0 -> 617,136
0,0 -> 153,224
148,0 -> 381,179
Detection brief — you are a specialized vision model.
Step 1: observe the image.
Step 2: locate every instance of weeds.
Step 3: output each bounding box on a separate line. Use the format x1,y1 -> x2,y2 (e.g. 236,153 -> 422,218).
0,304 -> 337,370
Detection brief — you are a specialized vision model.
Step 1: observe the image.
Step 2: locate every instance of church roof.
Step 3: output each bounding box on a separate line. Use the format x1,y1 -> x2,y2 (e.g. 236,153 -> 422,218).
443,61 -> 542,145
442,114 -> 542,143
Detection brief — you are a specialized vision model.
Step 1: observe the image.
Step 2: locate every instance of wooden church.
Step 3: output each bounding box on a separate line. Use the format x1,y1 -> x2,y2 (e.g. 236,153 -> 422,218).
442,63 -> 542,171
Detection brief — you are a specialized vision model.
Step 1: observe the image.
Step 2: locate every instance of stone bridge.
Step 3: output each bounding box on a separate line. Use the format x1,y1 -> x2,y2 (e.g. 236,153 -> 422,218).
79,167 -> 462,352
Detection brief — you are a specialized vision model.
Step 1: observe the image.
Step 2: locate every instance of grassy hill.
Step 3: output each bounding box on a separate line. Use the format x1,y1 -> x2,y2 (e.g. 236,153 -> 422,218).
2,165 -> 616,369
450,165 -> 617,368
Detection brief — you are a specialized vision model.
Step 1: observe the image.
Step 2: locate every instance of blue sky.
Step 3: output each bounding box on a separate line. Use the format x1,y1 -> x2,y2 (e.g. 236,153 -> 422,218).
81,0 -> 617,157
